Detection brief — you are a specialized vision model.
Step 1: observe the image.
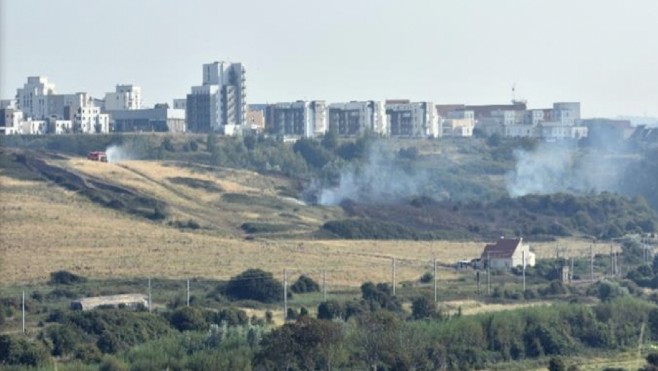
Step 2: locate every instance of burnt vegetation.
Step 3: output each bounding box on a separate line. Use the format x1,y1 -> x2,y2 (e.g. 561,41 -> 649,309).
324,192 -> 657,241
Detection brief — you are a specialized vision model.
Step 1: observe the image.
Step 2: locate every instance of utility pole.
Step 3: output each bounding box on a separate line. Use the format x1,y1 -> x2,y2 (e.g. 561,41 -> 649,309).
22,290 -> 25,334
186,279 -> 190,307
322,270 -> 327,302
487,252 -> 491,295
522,250 -> 526,292
148,278 -> 152,313
433,258 -> 438,303
610,245 -> 614,277
476,271 -> 481,295
392,257 -> 396,296
589,245 -> 594,281
283,269 -> 288,322
570,257 -> 574,282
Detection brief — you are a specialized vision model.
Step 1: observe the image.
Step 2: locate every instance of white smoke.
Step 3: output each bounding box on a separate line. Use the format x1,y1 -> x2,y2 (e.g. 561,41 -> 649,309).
105,144 -> 140,163
505,141 -> 625,197
318,143 -> 430,206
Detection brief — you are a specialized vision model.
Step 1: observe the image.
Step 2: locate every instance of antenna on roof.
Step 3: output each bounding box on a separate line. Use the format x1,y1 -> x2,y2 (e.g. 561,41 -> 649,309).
511,83 -> 516,103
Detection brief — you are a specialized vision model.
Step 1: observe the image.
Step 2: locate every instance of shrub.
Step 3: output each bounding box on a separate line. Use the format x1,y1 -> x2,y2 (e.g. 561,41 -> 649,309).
49,270 -> 87,285
0,334 -> 50,366
99,355 -> 129,371
318,300 -> 343,320
419,272 -> 433,284
225,269 -> 285,303
169,306 -> 207,331
411,296 -> 437,320
290,275 -> 320,294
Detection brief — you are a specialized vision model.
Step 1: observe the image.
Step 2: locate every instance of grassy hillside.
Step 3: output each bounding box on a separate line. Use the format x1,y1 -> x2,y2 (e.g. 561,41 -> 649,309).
0,148 -> 617,286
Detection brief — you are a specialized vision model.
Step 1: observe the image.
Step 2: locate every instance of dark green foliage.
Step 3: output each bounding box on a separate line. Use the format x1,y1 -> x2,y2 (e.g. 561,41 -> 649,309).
641,352 -> 658,371
329,192 -> 658,240
0,334 -> 50,366
240,222 -> 291,234
548,356 -> 566,371
317,300 -> 343,320
322,219 -> 434,240
46,324 -> 84,356
361,282 -> 402,312
49,309 -> 172,354
290,275 -> 320,294
73,343 -> 103,363
161,137 -> 175,152
225,269 -> 285,303
411,296 -> 437,320
169,306 -> 207,331
99,356 -> 129,371
419,272 -> 433,283
594,281 -> 629,302
321,127 -> 339,151
293,138 -> 334,169
49,270 -> 87,285
254,317 -> 345,370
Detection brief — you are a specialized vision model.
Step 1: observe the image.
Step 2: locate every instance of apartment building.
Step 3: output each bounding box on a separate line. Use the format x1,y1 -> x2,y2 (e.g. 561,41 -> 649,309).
326,101 -> 386,137
104,85 -> 142,111
385,100 -> 438,137
265,101 -> 326,138
186,61 -> 247,135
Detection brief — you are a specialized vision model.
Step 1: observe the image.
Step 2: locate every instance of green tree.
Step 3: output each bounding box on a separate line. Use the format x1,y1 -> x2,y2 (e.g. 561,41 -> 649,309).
225,268 -> 285,303
290,274 -> 320,293
411,296 -> 437,320
318,300 -> 343,320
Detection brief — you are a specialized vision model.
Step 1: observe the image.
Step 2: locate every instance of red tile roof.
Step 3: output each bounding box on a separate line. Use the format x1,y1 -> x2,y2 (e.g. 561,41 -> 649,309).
481,238 -> 522,259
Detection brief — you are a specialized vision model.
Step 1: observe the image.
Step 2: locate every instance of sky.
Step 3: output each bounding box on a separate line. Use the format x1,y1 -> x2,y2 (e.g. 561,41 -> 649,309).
1,0 -> 657,118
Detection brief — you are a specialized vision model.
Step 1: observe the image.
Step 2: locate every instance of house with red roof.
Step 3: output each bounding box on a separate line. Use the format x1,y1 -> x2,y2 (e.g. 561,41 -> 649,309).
481,237 -> 536,270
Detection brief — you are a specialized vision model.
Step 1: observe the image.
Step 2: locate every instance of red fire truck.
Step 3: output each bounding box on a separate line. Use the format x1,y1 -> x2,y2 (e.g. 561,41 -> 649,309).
87,151 -> 108,162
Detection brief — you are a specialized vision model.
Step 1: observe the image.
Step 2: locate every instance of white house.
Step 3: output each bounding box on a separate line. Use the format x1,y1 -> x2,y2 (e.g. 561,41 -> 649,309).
481,237 -> 536,270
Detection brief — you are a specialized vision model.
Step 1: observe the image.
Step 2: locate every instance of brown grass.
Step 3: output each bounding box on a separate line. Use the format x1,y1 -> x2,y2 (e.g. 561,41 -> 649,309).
0,159 -> 621,287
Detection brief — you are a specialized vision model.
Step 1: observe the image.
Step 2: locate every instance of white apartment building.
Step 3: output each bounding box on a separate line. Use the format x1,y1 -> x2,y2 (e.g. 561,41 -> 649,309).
0,107 -> 24,135
553,102 -> 580,125
1,99 -> 16,109
326,101 -> 386,137
443,118 -> 475,137
104,84 -> 142,111
265,101 -> 326,138
49,120 -> 74,134
11,77 -> 109,134
538,122 -> 588,140
16,76 -> 56,119
74,106 -> 110,134
16,119 -> 48,135
186,61 -> 247,135
386,101 -> 438,138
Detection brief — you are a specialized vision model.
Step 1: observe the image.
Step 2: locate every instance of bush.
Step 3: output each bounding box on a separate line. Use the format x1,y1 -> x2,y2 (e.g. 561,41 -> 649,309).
411,296 -> 437,320
99,355 -> 129,371
0,334 -> 50,366
317,300 -> 343,320
169,306 -> 208,331
290,275 -> 320,294
49,270 -> 87,285
225,269 -> 285,303
419,272 -> 433,284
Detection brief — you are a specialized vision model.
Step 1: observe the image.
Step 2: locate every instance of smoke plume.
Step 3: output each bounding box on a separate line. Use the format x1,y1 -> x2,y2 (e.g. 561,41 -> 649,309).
505,141 -> 627,197
317,143 -> 431,205
105,144 -> 141,163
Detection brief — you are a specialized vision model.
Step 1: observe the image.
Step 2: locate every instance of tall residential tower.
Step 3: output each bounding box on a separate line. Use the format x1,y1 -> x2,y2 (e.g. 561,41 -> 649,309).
186,61 -> 246,135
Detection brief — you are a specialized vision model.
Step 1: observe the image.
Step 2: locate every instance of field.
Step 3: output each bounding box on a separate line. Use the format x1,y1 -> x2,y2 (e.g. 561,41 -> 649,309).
0,150 -> 619,287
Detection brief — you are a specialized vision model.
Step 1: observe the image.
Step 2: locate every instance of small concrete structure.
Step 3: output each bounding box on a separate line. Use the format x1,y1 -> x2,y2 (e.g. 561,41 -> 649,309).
71,294 -> 148,311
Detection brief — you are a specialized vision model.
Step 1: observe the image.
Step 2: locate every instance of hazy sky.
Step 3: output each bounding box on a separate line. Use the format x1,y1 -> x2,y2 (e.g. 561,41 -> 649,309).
1,0 -> 657,118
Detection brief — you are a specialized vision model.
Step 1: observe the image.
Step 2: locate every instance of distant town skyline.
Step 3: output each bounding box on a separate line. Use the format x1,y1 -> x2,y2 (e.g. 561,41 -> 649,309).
1,0 -> 657,119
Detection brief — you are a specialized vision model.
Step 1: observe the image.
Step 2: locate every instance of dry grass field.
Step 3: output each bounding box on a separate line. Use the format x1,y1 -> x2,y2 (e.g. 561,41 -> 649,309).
0,155 -> 620,287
